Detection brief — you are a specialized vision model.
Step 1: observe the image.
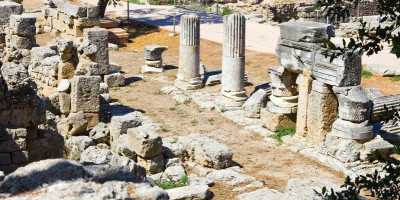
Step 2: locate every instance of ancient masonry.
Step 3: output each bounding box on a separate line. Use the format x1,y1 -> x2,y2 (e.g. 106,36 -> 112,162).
41,1 -> 100,38
216,14 -> 248,108
141,45 -> 168,73
175,14 -> 203,90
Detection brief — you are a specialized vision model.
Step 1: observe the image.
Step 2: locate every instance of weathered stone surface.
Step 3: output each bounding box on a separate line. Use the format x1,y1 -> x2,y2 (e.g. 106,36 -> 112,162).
365,88 -> 383,100
59,2 -> 87,18
363,136 -> 394,159
282,178 -> 340,200
333,86 -> 371,122
57,39 -> 73,54
268,66 -> 297,97
9,15 -> 36,37
57,79 -> 70,93
167,185 -> 211,200
59,93 -> 71,115
108,62 -> 121,72
243,89 -> 267,118
306,81 -> 338,144
57,111 -> 88,136
65,136 -> 94,160
261,109 -> 296,132
331,119 -> 373,140
89,122 -> 110,144
104,72 -> 125,87
366,63 -> 400,77
143,45 -> 168,60
319,135 -> 363,163
236,188 -> 282,200
0,2 -> 22,24
189,176 -> 215,187
71,76 -> 100,113
137,154 -> 164,174
83,28 -> 109,75
80,146 -> 146,179
280,21 -> 334,43
206,168 -> 255,186
109,112 -> 142,147
8,35 -> 36,50
112,134 -> 137,162
126,126 -> 162,158
162,165 -> 186,182
162,136 -> 187,160
296,71 -> 313,137
30,47 -> 56,62
370,94 -> 400,122
161,86 -> 178,94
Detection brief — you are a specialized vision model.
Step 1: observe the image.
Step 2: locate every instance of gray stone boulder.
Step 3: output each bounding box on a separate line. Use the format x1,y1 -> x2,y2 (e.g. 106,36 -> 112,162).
162,165 -> 186,182
0,159 -> 89,194
65,136 -> 94,160
104,72 -> 125,87
112,134 -> 138,161
57,111 -> 88,136
282,177 -> 340,200
162,136 -> 188,159
80,146 -> 146,180
366,63 -> 400,77
9,15 -> 36,37
110,112 -> 142,147
167,185 -> 211,200
89,122 -> 110,144
243,89 -> 268,118
126,126 -> 162,158
236,188 -> 283,200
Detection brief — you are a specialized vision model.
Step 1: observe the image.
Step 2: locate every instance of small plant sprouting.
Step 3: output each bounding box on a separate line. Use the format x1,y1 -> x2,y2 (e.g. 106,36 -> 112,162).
190,118 -> 198,126
110,87 -> 120,91
159,125 -> 169,132
154,90 -> 164,95
171,137 -> 178,144
141,77 -> 147,82
361,69 -> 373,78
169,106 -> 176,111
390,75 -> 400,82
270,126 -> 296,145
208,117 -> 215,125
175,101 -> 181,106
155,174 -> 190,190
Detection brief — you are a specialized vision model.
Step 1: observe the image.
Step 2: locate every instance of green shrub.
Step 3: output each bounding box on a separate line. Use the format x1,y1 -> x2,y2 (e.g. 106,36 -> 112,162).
270,126 -> 296,145
361,69 -> 372,78
156,174 -> 190,190
390,75 -> 400,82
222,7 -> 232,16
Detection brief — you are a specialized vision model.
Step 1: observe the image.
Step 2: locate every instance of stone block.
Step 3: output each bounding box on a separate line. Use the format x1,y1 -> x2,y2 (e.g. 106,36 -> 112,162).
126,126 -> 162,158
0,2 -> 23,26
74,17 -> 101,27
0,153 -> 11,165
31,47 -> 57,62
57,79 -> 70,93
108,62 -> 122,72
306,82 -> 338,144
295,72 -> 313,137
84,113 -> 99,130
71,76 -> 100,113
11,151 -> 28,164
109,112 -> 142,147
333,86 -> 371,122
59,2 -> 87,18
9,15 -> 36,37
137,154 -> 164,174
89,122 -> 110,144
65,136 -> 94,160
59,93 -> 71,115
87,6 -> 99,18
268,66 -> 297,97
167,185 -> 211,200
243,89 -> 267,118
366,63 -> 400,77
57,39 -> 73,54
0,139 -> 25,153
145,60 -> 162,68
143,45 -> 168,60
57,111 -> 88,136
280,21 -> 334,43
371,94 -> 400,122
261,109 -> 296,132
83,27 -> 109,73
104,72 -> 125,87
331,119 -> 373,140
9,35 -> 36,50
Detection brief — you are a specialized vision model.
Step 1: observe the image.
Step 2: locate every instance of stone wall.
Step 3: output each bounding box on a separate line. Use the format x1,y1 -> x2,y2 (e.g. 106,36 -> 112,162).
41,1 -> 100,38
0,1 -> 23,51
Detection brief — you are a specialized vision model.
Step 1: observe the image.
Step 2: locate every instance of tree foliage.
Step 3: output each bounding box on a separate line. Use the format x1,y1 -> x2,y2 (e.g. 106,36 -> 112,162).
315,0 -> 400,58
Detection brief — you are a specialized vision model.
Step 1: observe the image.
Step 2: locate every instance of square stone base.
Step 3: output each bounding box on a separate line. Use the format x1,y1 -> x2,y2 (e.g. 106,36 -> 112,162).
261,109 -> 296,132
141,65 -> 164,74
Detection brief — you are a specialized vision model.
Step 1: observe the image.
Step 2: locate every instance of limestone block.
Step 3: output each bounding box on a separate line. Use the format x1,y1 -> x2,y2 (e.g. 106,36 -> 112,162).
83,28 -> 109,74
306,81 -> 338,144
143,45 -> 168,60
84,113 -> 99,130
167,185 -> 211,200
0,2 -> 23,26
268,66 -> 297,97
365,88 -> 383,100
243,89 -> 267,118
71,76 -> 100,113
295,72 -> 313,137
266,102 -> 297,114
366,63 -> 400,77
65,136 -> 94,160
261,109 -> 296,132
31,47 -> 57,62
9,35 -> 35,50
333,86 -> 371,122
162,165 -> 186,182
364,136 -> 394,157
126,126 -> 162,158
280,21 -> 334,43
330,119 -> 373,140
87,6 -> 99,18
57,39 -> 73,54
104,72 -> 125,87
58,62 -> 75,79
145,60 -> 162,68
0,138 -> 26,153
99,82 -> 108,94
108,62 -> 122,72
319,135 -> 362,163
109,112 -> 142,147
59,93 -> 71,115
57,111 -> 88,136
10,15 -> 36,37
137,154 -> 164,174
74,17 -> 101,27
141,65 -> 164,74
59,2 -> 87,18
89,122 -> 110,144
57,79 -> 70,93
269,95 -> 298,108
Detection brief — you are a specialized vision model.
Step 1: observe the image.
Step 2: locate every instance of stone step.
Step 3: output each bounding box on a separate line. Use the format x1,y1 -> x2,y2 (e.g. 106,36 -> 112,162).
371,94 -> 400,121
100,19 -> 119,29
107,28 -> 129,44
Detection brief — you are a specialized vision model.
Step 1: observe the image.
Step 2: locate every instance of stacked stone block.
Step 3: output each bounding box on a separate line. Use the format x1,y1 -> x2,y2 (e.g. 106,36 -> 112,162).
0,1 -> 22,50
42,1 -> 100,38
142,45 -> 168,73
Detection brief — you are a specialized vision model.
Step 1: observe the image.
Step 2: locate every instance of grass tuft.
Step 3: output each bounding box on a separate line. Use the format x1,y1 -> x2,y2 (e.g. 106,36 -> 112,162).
361,69 -> 373,78
390,75 -> 400,82
156,174 -> 190,190
270,126 -> 296,145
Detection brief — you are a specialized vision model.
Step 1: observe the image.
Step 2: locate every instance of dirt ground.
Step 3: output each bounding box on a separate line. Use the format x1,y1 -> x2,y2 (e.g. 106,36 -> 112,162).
33,13 -> 400,199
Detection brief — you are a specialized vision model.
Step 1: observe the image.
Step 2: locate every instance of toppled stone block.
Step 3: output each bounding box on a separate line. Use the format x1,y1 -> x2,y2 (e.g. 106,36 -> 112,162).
104,72 -> 125,87
87,6 -> 99,18
108,62 -> 122,72
126,126 -> 162,158
280,21 -> 334,43
143,45 -> 168,60
8,35 -> 36,50
243,89 -> 267,118
109,112 -> 142,147
89,122 -> 110,144
83,28 -> 109,75
71,76 -> 100,113
282,178 -> 340,200
65,136 -> 94,160
57,111 -> 88,136
9,15 -> 36,37
366,63 -> 400,77
261,108 -> 296,132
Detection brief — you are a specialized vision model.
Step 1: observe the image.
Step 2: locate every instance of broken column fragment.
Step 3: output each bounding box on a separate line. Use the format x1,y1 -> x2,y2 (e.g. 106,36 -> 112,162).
175,14 -> 202,90
142,45 -> 168,73
216,13 -> 247,108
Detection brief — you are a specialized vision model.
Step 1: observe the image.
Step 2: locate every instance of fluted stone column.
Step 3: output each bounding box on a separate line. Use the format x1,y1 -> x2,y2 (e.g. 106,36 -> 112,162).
175,14 -> 202,90
216,14 -> 247,107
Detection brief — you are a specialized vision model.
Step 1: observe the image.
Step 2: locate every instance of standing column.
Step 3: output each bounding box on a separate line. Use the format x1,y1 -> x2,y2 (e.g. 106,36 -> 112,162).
175,14 -> 202,90
216,14 -> 247,107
